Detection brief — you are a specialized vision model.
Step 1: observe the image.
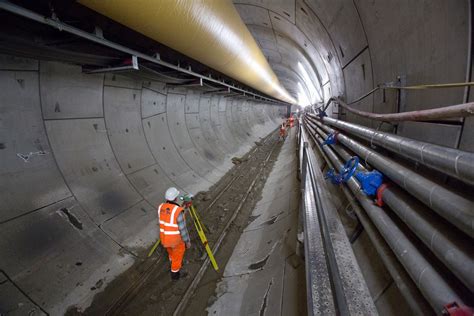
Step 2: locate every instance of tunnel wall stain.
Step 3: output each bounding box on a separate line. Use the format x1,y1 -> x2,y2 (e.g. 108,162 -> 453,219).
0,55 -> 284,314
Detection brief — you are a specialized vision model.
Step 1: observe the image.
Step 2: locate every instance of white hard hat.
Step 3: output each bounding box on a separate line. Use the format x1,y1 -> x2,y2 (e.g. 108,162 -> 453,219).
165,187 -> 180,201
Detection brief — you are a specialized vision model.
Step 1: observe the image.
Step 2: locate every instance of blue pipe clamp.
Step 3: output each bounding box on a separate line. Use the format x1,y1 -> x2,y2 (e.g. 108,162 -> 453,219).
321,132 -> 338,147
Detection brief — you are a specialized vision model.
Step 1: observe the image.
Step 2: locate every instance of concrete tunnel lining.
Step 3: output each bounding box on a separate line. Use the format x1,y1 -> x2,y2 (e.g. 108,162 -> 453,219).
1,0 -> 473,314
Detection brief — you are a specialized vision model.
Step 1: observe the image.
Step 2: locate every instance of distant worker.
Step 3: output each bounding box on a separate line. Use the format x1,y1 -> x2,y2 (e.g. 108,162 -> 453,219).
158,187 -> 191,280
279,123 -> 287,141
289,115 -> 295,128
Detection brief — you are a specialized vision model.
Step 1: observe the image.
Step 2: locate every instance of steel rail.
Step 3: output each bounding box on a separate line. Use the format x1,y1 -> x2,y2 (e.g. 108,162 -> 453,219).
0,1 -> 288,106
305,122 -> 467,313
301,136 -> 351,316
300,141 -> 335,316
309,118 -> 474,238
307,120 -> 474,292
307,113 -> 474,185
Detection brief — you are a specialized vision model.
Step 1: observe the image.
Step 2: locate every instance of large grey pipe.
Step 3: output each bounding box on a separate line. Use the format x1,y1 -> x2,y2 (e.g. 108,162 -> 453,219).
309,118 -> 474,238
305,124 -> 466,313
307,121 -> 474,292
335,186 -> 435,316
383,187 -> 474,292
309,114 -> 474,185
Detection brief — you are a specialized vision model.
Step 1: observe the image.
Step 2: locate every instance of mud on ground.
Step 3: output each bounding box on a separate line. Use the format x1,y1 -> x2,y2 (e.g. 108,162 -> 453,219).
71,129 -> 285,316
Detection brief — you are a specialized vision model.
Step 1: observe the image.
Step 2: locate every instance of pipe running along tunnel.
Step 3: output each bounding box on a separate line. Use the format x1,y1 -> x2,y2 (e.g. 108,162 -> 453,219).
0,1 -> 473,315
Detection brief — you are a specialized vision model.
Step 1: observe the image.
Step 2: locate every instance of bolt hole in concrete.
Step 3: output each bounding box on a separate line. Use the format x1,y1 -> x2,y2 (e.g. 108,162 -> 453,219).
59,208 -> 83,230
16,78 -> 24,88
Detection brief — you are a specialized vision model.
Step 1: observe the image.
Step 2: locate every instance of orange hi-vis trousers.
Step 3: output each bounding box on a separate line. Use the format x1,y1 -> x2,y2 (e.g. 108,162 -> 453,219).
166,240 -> 186,272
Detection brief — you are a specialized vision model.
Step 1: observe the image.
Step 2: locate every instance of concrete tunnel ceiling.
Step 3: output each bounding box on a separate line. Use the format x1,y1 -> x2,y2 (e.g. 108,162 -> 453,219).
0,0 -> 473,314
243,23 -> 324,105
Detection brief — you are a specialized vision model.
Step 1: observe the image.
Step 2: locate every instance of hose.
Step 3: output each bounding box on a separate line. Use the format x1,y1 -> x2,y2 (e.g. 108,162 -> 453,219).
347,82 -> 474,105
316,81 -> 474,121
336,98 -> 474,122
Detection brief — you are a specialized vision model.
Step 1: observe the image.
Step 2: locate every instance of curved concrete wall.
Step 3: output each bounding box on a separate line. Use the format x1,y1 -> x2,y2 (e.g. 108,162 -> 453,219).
0,54 -> 284,314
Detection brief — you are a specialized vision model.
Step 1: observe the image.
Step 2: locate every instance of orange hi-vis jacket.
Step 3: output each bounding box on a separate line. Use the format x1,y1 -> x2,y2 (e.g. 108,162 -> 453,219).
158,202 -> 184,247
279,125 -> 286,136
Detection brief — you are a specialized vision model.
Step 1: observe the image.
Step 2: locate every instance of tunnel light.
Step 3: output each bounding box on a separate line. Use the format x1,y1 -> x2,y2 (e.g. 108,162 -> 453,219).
297,62 -> 322,104
297,82 -> 311,107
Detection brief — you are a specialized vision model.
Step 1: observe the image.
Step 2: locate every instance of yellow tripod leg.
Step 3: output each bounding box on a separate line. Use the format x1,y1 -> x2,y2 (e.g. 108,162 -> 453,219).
189,205 -> 210,233
147,239 -> 161,257
189,206 -> 219,271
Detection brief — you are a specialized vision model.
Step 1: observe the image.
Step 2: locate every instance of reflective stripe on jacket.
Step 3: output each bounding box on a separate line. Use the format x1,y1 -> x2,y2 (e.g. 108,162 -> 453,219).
158,202 -> 184,247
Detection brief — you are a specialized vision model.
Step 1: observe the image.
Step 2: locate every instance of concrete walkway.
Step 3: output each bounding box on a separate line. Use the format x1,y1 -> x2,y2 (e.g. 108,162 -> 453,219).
207,128 -> 305,315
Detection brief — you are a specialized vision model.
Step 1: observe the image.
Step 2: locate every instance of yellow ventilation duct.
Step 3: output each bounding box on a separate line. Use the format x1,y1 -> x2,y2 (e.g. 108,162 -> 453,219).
79,0 -> 295,104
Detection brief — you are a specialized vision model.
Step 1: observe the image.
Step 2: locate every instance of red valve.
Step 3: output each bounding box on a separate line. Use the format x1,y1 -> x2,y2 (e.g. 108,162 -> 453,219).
375,183 -> 391,207
443,302 -> 474,316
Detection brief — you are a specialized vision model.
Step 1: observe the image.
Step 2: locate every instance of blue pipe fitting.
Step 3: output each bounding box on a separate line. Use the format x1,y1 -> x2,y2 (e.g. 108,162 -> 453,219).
325,154 -> 384,196
325,156 -> 359,185
355,170 -> 383,196
317,108 -> 327,119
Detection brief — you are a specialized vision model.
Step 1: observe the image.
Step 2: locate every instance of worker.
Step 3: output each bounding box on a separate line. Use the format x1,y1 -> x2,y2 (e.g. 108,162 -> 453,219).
158,187 -> 191,280
289,115 -> 295,128
279,123 -> 287,141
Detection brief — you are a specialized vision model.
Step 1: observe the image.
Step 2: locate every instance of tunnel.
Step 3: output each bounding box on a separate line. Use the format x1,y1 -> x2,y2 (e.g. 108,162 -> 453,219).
0,1 -> 473,315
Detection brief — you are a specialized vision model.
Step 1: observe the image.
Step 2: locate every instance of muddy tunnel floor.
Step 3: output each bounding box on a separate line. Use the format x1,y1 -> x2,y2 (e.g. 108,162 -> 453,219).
68,128 -> 302,316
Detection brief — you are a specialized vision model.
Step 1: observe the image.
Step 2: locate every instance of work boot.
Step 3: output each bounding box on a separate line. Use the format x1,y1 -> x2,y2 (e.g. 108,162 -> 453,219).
171,271 -> 180,280
171,270 -> 188,281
